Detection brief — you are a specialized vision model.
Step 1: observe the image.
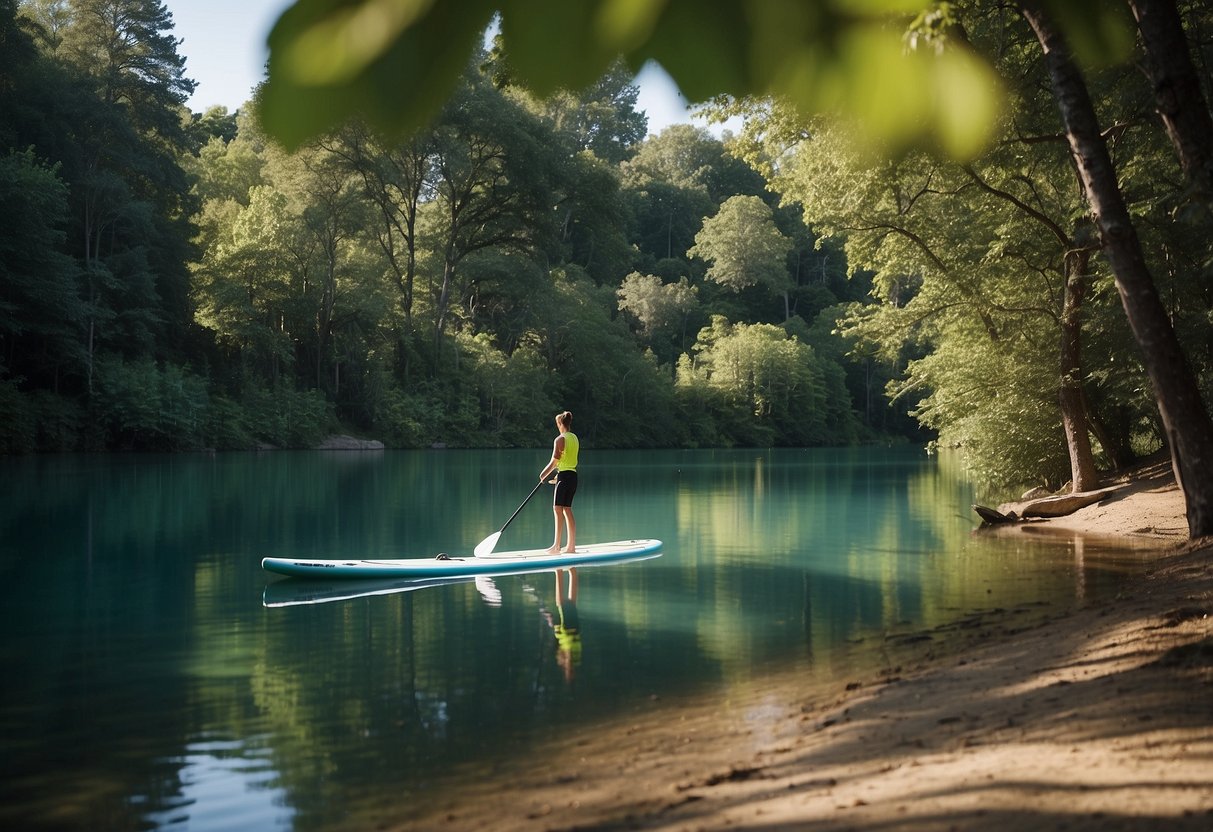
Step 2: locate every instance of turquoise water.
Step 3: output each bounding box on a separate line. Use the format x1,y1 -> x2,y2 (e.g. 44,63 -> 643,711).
0,447 -> 1148,830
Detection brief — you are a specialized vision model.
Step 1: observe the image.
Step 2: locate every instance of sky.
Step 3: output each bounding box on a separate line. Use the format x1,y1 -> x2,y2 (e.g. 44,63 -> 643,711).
167,0 -> 701,136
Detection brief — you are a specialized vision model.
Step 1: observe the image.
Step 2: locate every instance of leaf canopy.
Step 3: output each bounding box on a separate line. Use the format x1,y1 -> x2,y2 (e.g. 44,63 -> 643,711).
261,0 -> 1132,157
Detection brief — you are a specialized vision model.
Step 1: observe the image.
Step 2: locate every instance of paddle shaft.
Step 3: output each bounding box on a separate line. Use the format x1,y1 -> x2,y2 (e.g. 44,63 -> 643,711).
497,475 -> 550,536
475,473 -> 559,556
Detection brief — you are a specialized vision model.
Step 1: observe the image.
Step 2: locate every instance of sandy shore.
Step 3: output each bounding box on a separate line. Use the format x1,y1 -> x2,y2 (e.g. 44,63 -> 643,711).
399,458 -> 1213,832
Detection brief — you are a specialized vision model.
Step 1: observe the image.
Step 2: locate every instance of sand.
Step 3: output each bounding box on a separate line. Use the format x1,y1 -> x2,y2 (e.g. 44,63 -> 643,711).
395,457 -> 1213,832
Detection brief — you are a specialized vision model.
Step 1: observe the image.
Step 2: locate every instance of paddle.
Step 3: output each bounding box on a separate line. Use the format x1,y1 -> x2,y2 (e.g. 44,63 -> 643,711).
474,475 -> 551,557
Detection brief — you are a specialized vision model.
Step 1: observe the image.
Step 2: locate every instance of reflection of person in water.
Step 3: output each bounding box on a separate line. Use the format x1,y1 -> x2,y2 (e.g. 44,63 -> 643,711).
551,568 -> 581,681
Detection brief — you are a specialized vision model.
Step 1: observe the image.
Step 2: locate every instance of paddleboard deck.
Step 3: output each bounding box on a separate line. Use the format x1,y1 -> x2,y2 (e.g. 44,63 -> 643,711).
261,538 -> 662,579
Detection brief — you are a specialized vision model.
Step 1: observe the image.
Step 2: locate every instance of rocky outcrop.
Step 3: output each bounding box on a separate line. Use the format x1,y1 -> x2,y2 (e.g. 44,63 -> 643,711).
316,435 -> 385,450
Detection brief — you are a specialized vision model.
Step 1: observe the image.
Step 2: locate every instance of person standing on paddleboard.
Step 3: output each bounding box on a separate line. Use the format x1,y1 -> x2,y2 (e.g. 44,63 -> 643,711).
539,411 -> 578,554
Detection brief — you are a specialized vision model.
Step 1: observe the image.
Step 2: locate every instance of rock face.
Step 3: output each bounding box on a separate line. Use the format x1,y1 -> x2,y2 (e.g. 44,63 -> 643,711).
316,435 -> 385,450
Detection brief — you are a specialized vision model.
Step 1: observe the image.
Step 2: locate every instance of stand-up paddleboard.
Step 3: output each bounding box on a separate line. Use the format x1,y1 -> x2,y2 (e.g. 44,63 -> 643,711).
263,551 -> 662,607
261,538 -> 662,579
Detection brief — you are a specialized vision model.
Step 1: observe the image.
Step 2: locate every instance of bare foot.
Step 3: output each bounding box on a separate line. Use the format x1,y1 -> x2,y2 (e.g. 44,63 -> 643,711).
561,546 -> 576,554
545,545 -> 560,554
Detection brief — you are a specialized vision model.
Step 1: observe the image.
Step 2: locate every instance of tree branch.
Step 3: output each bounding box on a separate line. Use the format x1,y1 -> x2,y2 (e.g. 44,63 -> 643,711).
961,164 -> 1071,247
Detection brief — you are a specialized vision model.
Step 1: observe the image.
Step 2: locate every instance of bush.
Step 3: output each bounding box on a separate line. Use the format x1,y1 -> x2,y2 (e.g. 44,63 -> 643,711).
242,384 -> 332,448
203,394 -> 255,450
0,380 -> 37,454
92,355 -> 210,450
459,333 -> 554,446
374,385 -> 443,448
31,390 -> 82,451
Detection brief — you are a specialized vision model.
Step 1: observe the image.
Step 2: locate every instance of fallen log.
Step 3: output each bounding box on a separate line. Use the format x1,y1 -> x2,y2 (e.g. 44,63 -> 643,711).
974,484 -> 1122,526
1017,485 -> 1121,518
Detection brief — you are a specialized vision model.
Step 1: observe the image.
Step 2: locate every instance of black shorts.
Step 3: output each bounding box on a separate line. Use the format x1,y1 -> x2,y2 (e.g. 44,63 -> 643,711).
554,470 -> 578,507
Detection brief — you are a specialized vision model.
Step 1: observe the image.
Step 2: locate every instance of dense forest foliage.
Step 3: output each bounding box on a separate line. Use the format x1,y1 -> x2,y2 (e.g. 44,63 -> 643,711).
0,0 -> 914,455
3,0 -> 1212,500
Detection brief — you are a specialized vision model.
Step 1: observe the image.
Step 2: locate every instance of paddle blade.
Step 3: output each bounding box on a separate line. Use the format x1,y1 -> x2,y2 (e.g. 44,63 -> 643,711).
474,531 -> 501,558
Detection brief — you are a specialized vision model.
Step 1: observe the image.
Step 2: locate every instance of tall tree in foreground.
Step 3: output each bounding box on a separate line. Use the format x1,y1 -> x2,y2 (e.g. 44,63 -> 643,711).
1127,0 -> 1213,200
1020,2 -> 1213,536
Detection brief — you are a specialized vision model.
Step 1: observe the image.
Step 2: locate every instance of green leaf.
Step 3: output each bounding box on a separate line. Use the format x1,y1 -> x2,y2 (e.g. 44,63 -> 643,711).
261,0 -> 495,148
259,0 -> 1133,154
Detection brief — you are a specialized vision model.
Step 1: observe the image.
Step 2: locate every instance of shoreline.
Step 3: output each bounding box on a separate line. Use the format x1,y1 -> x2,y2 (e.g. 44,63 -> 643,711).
395,460 -> 1212,831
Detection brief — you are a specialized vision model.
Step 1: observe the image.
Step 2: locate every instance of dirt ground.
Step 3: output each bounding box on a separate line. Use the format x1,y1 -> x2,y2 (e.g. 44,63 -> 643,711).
395,458 -> 1213,832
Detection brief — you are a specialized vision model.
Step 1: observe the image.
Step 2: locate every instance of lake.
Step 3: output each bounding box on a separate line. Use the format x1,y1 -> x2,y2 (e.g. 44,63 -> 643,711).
0,447 -> 1151,830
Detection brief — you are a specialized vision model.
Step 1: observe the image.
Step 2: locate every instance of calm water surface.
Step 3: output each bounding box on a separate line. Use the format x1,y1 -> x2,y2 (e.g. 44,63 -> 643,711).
0,447 -> 1151,830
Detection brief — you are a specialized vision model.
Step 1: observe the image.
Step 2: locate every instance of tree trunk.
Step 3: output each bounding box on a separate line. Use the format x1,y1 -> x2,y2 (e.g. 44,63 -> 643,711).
1059,246 -> 1099,492
1022,3 -> 1213,537
1128,0 -> 1213,196
434,258 -> 456,352
1082,389 -> 1132,471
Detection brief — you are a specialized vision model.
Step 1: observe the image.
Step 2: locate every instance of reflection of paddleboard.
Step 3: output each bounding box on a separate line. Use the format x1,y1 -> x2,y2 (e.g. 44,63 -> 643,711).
263,575 -> 475,607
261,539 -> 663,580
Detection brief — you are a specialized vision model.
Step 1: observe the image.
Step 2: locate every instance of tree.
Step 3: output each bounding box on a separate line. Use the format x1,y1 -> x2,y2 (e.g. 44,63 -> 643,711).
421,67 -> 557,351
324,122 -> 429,333
1020,2 -> 1213,535
623,125 -> 719,193
188,104 -> 239,150
274,144 -> 383,394
192,184 -> 296,384
458,330 -> 553,445
757,101 -> 1114,489
40,0 -> 199,374
689,195 -> 792,316
619,127 -> 721,269
60,0 -> 194,120
682,315 -> 829,445
616,271 -> 698,362
0,148 -> 85,385
624,177 -> 714,267
185,126 -> 265,208
483,44 -> 643,284
1128,0 -> 1213,200
491,46 -> 648,166
550,150 -> 635,285
14,0 -> 69,50
532,266 -> 676,446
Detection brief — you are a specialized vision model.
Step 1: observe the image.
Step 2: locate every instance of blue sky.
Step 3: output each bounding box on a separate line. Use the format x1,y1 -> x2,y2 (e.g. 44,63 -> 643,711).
167,0 -> 698,136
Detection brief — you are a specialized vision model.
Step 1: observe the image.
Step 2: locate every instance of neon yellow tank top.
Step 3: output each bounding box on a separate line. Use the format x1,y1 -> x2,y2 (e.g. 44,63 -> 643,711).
558,431 -> 579,471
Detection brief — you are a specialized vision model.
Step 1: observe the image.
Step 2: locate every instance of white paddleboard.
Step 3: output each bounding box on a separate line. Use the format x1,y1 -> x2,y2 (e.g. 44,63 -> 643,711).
261,539 -> 662,579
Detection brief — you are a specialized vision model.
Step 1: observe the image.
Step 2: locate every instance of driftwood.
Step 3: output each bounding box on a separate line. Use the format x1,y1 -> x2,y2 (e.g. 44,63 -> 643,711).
1018,485 -> 1121,517
973,504 -> 1017,525
974,485 -> 1122,526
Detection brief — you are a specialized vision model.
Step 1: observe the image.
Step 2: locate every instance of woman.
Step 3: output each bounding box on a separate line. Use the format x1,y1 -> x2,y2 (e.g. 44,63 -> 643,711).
539,411 -> 579,554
